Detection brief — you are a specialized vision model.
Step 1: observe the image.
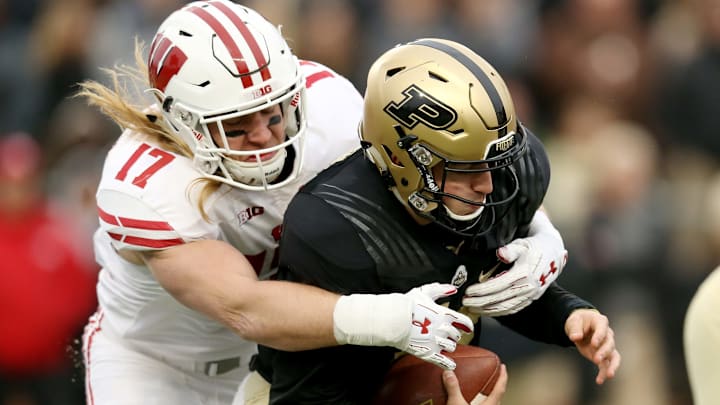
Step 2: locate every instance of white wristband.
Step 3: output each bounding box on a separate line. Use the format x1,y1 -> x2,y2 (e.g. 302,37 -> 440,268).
333,294 -> 411,347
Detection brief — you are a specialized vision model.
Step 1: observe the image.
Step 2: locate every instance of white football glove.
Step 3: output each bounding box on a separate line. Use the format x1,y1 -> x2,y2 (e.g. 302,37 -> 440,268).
333,283 -> 474,370
463,210 -> 568,317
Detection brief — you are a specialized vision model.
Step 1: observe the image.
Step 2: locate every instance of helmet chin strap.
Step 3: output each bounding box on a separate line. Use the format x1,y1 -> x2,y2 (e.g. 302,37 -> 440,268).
443,204 -> 485,222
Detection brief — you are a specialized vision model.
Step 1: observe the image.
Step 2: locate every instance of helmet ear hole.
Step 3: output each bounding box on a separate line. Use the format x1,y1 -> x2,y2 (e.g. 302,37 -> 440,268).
162,96 -> 174,113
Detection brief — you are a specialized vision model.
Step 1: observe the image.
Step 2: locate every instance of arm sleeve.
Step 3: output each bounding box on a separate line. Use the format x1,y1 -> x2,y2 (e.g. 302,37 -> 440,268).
493,283 -> 596,347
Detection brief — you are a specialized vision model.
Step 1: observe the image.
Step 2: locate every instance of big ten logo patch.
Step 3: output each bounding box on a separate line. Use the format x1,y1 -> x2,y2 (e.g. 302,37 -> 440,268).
238,206 -> 264,226
253,85 -> 273,99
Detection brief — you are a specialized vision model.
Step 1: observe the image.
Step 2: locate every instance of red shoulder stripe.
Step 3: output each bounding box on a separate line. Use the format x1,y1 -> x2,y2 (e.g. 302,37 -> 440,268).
97,207 -> 174,231
107,232 -> 184,248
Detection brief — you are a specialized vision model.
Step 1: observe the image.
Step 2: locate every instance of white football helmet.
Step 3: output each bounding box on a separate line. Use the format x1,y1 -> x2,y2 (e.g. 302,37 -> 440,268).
147,0 -> 307,190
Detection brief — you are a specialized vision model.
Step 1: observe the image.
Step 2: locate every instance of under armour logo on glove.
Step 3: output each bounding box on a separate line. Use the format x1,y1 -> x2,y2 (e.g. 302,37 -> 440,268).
332,283 -> 474,370
403,284 -> 474,369
462,210 -> 568,317
412,317 -> 432,334
539,260 -> 560,286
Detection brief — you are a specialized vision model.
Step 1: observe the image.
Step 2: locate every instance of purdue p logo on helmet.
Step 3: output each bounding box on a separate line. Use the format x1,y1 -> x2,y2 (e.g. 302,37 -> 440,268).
360,38 -> 527,236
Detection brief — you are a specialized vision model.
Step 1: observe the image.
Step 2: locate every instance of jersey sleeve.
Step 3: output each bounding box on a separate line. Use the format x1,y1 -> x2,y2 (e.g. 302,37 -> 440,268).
95,134 -> 218,251
299,60 -> 363,174
490,283 -> 596,346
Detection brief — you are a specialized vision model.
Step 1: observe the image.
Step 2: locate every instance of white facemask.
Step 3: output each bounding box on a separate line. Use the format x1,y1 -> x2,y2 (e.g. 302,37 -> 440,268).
221,148 -> 288,187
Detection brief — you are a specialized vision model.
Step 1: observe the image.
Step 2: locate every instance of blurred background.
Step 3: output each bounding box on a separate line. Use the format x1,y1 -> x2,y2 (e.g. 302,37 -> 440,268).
1,0 -> 719,404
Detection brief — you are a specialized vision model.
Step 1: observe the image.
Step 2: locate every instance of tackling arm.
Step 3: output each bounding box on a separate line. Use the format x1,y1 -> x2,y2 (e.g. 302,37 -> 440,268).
143,238 -> 473,363
144,239 -> 340,351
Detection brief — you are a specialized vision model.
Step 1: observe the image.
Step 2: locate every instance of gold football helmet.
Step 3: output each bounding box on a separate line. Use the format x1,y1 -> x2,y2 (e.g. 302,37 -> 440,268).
360,38 -> 527,236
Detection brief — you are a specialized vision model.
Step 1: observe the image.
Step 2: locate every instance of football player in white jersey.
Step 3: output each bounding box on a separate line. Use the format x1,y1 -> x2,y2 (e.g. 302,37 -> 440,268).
78,2 -> 476,404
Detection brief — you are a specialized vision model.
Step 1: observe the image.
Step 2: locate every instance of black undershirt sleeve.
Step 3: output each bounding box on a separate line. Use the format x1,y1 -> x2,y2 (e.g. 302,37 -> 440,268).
492,283 -> 596,346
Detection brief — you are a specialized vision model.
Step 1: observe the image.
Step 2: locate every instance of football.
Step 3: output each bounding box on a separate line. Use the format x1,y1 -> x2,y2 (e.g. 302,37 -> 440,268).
372,345 -> 501,405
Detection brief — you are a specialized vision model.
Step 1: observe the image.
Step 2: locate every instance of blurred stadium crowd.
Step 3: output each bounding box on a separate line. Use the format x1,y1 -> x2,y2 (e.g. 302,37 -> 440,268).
1,0 -> 719,404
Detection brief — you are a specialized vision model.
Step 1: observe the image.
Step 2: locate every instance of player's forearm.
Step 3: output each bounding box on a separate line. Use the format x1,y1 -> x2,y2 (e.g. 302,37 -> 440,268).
145,239 -> 464,354
146,239 -> 341,350
230,279 -> 343,350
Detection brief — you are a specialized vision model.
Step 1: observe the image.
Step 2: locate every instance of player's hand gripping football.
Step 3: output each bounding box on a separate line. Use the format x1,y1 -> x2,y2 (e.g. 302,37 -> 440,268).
463,210 -> 568,316
443,365 -> 508,405
333,283 -> 474,370
565,308 -> 621,384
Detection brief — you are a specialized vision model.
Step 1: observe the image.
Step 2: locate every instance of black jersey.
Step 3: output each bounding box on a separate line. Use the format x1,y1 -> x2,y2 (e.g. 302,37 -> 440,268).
257,130 -> 593,404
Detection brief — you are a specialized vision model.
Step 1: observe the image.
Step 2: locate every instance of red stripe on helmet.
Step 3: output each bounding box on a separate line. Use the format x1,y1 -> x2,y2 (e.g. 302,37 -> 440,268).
148,34 -> 166,66
188,5 -> 254,87
148,34 -> 188,92
209,0 -> 271,82
148,35 -> 171,86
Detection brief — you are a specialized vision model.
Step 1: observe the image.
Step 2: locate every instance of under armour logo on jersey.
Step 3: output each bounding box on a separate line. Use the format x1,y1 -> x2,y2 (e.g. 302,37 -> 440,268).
412,317 -> 432,334
450,265 -> 468,287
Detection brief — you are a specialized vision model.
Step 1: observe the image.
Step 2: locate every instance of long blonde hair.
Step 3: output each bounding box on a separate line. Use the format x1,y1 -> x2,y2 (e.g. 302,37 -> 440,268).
76,39 -> 222,220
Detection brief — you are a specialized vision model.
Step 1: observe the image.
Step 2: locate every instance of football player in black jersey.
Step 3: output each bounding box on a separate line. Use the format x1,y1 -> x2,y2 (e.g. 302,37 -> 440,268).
251,38 -> 621,405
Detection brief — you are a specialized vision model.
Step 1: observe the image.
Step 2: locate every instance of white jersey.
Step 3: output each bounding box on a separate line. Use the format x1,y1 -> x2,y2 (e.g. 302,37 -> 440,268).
92,61 -> 362,362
